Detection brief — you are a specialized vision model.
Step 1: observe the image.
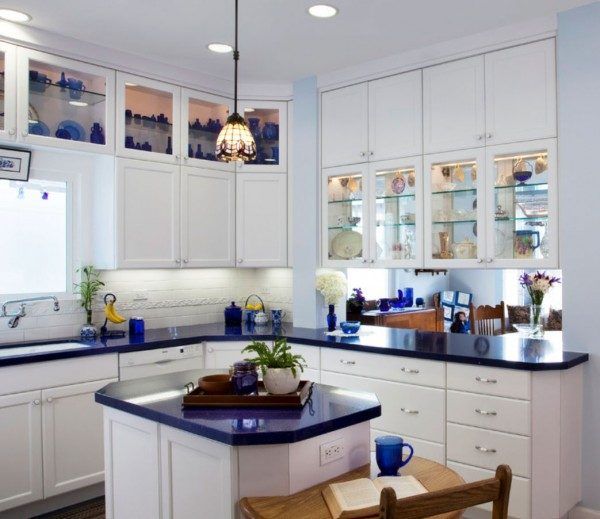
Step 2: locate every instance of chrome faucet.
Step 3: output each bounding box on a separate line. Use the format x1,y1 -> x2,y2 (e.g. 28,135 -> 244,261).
1,296 -> 60,328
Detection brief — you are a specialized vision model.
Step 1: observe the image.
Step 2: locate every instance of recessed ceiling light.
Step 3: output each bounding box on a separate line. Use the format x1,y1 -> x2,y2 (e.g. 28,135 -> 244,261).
208,42 -> 233,54
308,4 -> 338,18
244,108 -> 255,113
0,8 -> 32,23
69,101 -> 88,107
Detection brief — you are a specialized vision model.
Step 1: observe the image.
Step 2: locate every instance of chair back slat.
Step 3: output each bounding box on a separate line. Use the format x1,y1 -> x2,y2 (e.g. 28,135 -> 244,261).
469,301 -> 506,335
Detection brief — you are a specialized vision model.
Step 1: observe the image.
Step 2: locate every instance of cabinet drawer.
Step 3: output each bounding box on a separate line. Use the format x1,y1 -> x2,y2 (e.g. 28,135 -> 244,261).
447,423 -> 530,478
371,428 -> 445,465
288,344 -> 320,370
322,371 -> 445,443
321,348 -> 445,388
447,461 -> 531,519
447,364 -> 530,400
447,390 -> 531,436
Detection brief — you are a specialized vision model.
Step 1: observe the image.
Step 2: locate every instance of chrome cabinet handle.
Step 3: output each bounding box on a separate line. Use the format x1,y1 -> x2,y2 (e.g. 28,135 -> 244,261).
475,376 -> 498,384
183,259 -> 189,263
369,151 -> 374,156
360,152 -> 366,157
238,259 -> 243,264
475,445 -> 497,453
487,257 -> 493,263
175,154 -> 181,160
486,132 -> 493,139
339,359 -> 356,365
47,397 -> 53,403
400,407 -> 419,414
33,399 -> 40,406
477,258 -> 484,263
361,259 -> 367,263
183,156 -> 188,161
369,259 -> 375,264
175,259 -> 181,264
475,134 -> 483,140
9,128 -> 16,135
475,408 -> 498,416
400,367 -> 420,374
21,130 -> 28,137
207,347 -> 214,353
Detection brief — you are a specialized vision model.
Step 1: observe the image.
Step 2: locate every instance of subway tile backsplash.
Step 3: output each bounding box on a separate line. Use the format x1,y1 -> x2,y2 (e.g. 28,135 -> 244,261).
0,268 -> 293,344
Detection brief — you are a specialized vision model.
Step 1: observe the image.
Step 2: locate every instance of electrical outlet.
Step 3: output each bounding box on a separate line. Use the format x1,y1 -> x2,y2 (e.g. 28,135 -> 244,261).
320,438 -> 345,466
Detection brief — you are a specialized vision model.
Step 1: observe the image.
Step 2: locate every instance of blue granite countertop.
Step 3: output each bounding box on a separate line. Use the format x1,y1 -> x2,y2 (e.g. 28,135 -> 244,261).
95,369 -> 381,445
0,322 -> 588,370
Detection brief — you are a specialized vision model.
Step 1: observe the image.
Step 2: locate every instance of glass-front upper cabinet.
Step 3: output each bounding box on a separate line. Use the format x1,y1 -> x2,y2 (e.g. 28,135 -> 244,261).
17,48 -> 115,153
368,158 -> 422,267
322,164 -> 369,266
181,88 -> 233,171
424,149 -> 486,268
237,100 -> 287,173
0,42 -> 17,141
116,72 -> 180,164
485,139 -> 557,268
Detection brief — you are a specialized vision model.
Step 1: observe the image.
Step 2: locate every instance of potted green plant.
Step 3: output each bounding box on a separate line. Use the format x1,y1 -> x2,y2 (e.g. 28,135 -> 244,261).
242,338 -> 306,394
73,265 -> 105,338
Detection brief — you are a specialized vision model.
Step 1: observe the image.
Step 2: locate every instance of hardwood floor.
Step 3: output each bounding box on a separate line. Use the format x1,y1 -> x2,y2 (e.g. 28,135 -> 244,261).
32,498 -> 105,519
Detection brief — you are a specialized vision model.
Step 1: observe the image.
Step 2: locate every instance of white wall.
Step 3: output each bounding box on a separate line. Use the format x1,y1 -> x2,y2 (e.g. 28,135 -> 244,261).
557,3 -> 600,511
391,270 -> 449,306
447,269 -> 503,306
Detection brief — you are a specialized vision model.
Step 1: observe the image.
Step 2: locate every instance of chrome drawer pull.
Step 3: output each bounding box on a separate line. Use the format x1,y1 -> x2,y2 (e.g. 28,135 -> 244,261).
340,360 -> 356,365
401,367 -> 420,374
400,407 -> 419,414
475,376 -> 498,384
475,408 -> 497,416
475,445 -> 497,453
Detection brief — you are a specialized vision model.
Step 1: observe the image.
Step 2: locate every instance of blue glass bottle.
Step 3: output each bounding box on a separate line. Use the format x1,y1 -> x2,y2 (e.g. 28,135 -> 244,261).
404,287 -> 414,307
327,304 -> 337,331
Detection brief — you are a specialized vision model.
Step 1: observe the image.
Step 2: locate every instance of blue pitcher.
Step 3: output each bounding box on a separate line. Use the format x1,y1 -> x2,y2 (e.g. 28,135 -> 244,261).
90,123 -> 105,145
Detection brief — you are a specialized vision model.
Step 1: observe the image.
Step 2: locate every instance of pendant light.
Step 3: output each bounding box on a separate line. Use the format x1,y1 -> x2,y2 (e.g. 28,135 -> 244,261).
215,0 -> 257,162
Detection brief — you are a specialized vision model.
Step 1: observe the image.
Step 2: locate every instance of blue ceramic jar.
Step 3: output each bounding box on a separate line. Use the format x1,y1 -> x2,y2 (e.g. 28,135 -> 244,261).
224,301 -> 243,326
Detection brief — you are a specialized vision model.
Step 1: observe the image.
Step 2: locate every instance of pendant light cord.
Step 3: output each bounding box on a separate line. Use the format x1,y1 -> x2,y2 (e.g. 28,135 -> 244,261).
233,0 -> 239,114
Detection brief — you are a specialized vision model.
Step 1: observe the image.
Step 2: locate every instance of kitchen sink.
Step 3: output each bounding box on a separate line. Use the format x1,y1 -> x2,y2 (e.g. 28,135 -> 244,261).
0,341 -> 93,358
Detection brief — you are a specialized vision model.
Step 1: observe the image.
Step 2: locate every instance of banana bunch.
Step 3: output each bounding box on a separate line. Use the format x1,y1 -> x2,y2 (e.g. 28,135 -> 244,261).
105,301 -> 126,324
245,302 -> 263,311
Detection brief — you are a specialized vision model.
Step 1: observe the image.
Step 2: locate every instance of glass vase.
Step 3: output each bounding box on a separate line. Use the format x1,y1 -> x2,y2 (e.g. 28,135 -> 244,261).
327,304 -> 337,331
529,305 -> 544,338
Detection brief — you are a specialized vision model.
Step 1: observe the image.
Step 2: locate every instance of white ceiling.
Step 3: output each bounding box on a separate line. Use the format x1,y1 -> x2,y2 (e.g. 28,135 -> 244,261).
11,0 -> 594,82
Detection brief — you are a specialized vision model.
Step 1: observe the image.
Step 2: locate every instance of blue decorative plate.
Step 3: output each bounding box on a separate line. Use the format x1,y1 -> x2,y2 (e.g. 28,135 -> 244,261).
28,121 -> 50,136
57,120 -> 85,142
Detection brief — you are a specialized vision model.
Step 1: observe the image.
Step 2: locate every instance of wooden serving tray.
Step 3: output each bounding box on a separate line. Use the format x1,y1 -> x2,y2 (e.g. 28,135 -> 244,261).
182,381 -> 314,409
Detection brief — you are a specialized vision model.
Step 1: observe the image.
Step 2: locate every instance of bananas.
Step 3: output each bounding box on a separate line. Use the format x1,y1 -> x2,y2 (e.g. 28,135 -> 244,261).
104,302 -> 126,324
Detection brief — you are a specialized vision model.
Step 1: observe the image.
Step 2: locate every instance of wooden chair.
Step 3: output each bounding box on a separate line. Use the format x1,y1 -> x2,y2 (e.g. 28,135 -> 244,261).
379,464 -> 512,519
469,301 -> 506,335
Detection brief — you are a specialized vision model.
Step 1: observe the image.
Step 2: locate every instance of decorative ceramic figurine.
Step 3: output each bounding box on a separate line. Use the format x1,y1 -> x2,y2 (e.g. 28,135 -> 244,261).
90,123 -> 105,145
439,231 -> 453,259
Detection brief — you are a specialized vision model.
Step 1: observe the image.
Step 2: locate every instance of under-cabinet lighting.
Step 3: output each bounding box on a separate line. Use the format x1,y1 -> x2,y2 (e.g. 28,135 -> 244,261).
494,152 -> 548,162
124,82 -> 138,87
208,42 -> 233,54
244,108 -> 255,113
376,168 -> 415,175
308,4 -> 338,18
0,8 -> 31,23
68,101 -> 88,107
434,161 -> 477,168
126,389 -> 183,405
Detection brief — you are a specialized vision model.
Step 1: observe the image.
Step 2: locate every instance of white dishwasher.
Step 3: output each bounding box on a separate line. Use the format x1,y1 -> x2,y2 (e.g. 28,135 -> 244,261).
119,343 -> 204,380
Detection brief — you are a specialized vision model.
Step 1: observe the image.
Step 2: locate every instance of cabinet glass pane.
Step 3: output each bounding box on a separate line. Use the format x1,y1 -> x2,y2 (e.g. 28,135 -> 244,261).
243,107 -> 280,165
124,84 -> 173,155
28,60 -> 107,145
493,150 -> 550,260
327,173 -> 364,261
430,159 -> 478,260
374,168 -> 417,260
0,52 -> 5,131
187,97 -> 229,162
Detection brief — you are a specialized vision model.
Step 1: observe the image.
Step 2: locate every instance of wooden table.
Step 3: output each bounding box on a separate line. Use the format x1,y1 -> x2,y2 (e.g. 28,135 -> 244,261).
354,307 -> 444,332
239,456 -> 465,519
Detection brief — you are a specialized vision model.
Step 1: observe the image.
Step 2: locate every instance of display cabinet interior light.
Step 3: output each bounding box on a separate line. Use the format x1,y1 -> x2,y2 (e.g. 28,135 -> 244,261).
208,42 -> 233,53
494,152 -> 548,162
0,8 -> 32,22
68,101 -> 88,107
308,4 -> 338,18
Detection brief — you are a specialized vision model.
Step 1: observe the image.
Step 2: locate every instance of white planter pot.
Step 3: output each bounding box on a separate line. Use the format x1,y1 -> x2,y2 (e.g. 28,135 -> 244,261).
263,368 -> 301,395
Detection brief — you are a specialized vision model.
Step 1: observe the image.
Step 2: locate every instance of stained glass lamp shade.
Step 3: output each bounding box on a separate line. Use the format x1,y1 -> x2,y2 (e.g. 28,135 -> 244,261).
216,112 -> 257,162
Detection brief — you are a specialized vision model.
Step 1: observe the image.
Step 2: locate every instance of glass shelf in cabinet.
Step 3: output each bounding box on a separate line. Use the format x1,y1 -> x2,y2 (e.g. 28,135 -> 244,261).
375,194 -> 416,200
189,127 -> 221,139
328,225 -> 361,230
495,216 -> 548,222
29,80 -> 106,106
328,198 -> 363,205
376,222 -> 416,227
431,188 -> 477,195
126,118 -> 172,131
432,219 -> 477,225
494,183 -> 548,191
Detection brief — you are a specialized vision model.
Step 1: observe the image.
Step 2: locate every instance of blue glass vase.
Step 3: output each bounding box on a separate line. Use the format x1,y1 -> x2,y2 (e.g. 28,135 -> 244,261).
327,304 -> 337,331
404,287 -> 414,308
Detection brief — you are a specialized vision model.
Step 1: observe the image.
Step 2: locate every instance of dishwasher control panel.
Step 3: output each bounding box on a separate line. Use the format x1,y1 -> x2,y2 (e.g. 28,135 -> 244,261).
120,343 -> 204,367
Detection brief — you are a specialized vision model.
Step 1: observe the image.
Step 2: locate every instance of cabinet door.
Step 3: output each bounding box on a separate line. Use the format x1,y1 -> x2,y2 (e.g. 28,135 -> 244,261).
17,48 -> 115,153
236,100 -> 288,173
485,138 -> 557,268
368,157 -> 423,268
205,342 -> 246,369
424,148 -> 486,268
181,167 -> 235,267
423,56 -> 485,153
116,72 -> 181,164
321,83 -> 368,168
0,391 -> 42,512
0,42 -> 17,141
181,88 -> 234,171
236,173 -> 287,267
368,70 -> 422,161
322,164 -> 370,267
485,39 -> 556,145
42,379 -> 117,497
117,158 -> 181,268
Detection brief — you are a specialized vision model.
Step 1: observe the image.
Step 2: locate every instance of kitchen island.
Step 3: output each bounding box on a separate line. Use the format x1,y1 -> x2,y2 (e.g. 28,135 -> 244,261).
95,370 -> 381,519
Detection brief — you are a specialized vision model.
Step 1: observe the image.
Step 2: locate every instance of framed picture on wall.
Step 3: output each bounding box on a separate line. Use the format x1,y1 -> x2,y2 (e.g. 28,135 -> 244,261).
0,147 -> 31,182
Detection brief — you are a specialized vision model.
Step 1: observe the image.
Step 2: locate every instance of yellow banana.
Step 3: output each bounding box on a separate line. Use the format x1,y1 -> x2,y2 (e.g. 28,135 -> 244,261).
104,302 -> 127,324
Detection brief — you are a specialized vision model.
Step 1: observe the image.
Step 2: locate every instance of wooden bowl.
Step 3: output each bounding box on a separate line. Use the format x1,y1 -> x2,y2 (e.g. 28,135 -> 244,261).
199,374 -> 232,394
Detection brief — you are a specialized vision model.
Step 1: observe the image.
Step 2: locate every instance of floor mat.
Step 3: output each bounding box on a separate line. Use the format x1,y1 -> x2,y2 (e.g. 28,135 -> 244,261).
32,497 -> 105,519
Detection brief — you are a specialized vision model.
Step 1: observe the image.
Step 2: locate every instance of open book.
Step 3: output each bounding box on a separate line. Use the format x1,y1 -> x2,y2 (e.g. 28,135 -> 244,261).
322,475 -> 427,519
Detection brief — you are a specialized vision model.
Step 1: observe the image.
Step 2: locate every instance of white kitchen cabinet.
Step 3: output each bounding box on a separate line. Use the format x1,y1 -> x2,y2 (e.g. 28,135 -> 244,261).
42,378 -> 116,497
484,39 -> 556,146
181,167 -> 235,267
0,390 -> 43,512
0,41 -> 17,142
423,55 -> 486,153
204,342 -> 246,370
368,70 -> 422,161
321,83 -> 368,168
116,158 -> 181,268
236,173 -> 287,267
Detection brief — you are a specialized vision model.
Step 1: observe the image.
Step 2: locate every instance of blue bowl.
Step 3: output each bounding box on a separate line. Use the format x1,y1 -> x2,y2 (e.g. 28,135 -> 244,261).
340,321 -> 361,334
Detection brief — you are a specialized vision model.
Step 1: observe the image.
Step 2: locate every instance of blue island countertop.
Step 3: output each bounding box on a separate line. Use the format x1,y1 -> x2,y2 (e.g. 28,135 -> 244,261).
0,322 -> 588,370
95,369 -> 382,445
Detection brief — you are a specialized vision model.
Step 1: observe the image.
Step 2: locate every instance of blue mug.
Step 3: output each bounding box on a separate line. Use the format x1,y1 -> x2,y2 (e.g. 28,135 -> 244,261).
29,70 -> 51,93
378,298 -> 391,312
271,309 -> 286,327
375,435 -> 414,476
67,78 -> 85,99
